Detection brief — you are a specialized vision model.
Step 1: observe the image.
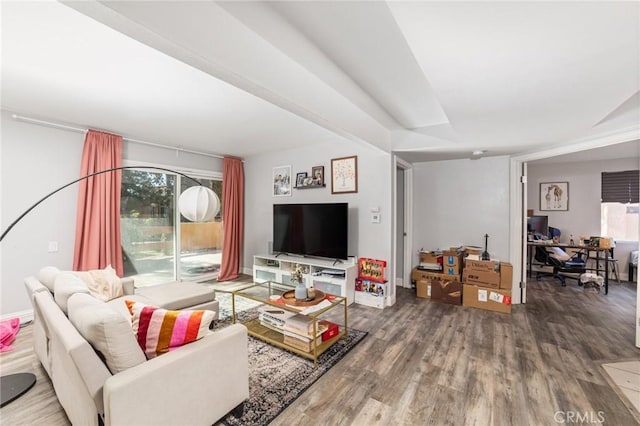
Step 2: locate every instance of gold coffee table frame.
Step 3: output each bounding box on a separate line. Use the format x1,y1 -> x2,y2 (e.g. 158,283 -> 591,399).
231,281 -> 348,366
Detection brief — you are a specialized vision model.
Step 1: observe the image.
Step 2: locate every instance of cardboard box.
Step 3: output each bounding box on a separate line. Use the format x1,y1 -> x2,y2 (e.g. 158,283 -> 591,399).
500,262 -> 513,290
462,284 -> 512,314
412,269 -> 454,283
319,320 -> 339,341
442,265 -> 461,276
465,259 -> 499,273
355,290 -> 386,309
419,251 -> 442,265
431,277 -> 462,305
442,250 -> 463,267
416,280 -> 431,299
462,268 -> 500,288
358,258 -> 387,283
464,246 -> 483,256
412,267 -> 436,282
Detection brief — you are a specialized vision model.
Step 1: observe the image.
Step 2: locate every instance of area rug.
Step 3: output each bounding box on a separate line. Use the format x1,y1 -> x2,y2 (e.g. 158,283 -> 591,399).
213,296 -> 367,426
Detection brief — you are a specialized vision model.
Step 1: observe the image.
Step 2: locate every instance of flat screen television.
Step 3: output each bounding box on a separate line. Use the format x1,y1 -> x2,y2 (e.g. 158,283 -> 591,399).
273,203 -> 348,260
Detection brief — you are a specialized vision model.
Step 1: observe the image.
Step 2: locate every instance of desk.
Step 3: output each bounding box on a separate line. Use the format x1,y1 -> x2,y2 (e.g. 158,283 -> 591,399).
527,243 -> 610,294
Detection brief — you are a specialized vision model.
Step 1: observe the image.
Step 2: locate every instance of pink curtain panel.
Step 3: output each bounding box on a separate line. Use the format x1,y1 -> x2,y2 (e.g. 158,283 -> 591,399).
73,130 -> 124,276
218,157 -> 244,281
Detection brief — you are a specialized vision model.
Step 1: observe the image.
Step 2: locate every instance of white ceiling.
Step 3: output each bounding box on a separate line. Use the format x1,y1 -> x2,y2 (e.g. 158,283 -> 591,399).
2,1 -> 639,162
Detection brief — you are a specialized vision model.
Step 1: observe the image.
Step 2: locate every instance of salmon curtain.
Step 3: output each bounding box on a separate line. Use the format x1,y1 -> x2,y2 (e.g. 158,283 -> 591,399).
73,130 -> 124,276
218,157 -> 244,281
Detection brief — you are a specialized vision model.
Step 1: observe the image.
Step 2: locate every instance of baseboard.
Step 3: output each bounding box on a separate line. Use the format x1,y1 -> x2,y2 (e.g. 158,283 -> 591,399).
242,266 -> 253,276
1,309 -> 34,325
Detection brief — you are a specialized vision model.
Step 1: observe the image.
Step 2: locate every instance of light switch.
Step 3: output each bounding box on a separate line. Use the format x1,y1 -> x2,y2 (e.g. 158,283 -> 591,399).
371,213 -> 381,224
48,241 -> 59,252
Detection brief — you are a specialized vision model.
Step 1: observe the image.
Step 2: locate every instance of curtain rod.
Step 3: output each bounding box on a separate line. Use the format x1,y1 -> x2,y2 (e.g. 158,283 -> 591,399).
11,113 -> 227,160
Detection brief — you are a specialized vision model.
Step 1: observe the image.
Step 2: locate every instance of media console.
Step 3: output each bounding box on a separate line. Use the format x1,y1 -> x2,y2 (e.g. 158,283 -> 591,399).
253,254 -> 357,305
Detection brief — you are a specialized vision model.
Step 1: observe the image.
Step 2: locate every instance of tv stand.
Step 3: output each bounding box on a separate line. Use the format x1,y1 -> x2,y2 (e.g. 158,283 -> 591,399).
253,254 -> 356,305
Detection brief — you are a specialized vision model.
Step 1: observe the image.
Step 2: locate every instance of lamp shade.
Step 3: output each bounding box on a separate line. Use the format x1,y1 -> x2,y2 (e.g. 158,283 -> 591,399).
178,186 -> 220,222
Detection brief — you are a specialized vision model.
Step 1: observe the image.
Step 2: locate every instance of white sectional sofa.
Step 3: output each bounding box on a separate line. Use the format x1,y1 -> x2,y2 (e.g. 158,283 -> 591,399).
24,268 -> 249,426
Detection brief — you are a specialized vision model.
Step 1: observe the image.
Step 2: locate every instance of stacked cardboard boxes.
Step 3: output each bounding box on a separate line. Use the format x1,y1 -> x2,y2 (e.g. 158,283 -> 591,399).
413,245 -> 514,312
462,259 -> 513,314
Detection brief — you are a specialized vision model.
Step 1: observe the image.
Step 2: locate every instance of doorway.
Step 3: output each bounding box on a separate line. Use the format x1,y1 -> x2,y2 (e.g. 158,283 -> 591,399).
393,156 -> 413,300
511,139 -> 640,347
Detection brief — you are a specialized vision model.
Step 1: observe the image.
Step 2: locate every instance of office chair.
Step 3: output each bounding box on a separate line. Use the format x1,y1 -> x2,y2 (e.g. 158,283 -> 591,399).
535,246 -> 586,286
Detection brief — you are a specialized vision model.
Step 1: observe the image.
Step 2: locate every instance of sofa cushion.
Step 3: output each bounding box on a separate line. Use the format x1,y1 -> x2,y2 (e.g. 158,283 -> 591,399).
125,300 -> 214,359
68,293 -> 146,374
74,265 -> 123,302
136,282 -> 215,310
54,272 -> 91,314
38,266 -> 61,292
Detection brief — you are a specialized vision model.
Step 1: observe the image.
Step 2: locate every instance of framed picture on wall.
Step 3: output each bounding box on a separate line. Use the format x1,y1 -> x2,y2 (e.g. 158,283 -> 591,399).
331,156 -> 358,194
311,165 -> 324,185
295,172 -> 307,187
540,182 -> 569,211
273,165 -> 292,197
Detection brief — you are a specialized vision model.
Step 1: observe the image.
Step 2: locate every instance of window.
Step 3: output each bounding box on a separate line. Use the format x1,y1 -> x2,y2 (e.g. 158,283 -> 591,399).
601,170 -> 639,242
120,167 -> 222,287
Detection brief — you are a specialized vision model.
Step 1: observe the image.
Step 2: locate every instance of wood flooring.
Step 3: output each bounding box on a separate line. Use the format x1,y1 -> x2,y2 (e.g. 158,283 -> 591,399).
1,277 -> 639,425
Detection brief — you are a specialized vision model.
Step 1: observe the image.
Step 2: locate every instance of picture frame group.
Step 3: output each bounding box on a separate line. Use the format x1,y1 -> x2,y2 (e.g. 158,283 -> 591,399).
295,165 -> 325,188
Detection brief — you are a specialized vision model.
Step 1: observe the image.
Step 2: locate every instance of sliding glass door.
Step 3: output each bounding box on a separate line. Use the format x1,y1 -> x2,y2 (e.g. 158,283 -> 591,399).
120,167 -> 222,287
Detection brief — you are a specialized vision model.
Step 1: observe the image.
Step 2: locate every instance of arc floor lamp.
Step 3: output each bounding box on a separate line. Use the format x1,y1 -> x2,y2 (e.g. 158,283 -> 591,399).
0,165 -> 220,407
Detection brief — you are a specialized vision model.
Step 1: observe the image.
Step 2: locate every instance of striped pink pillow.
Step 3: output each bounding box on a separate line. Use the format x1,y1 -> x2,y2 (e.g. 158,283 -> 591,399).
125,300 -> 214,359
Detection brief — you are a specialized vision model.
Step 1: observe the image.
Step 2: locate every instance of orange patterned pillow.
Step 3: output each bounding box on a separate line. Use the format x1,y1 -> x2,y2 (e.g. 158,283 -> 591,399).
125,300 -> 215,359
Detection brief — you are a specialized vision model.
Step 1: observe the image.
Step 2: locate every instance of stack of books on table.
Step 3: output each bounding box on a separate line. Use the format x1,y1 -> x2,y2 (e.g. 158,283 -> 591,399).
258,307 -> 294,332
283,314 -> 328,352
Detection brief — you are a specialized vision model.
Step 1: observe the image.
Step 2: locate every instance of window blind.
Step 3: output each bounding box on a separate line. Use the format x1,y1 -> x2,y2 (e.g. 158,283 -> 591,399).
601,170 -> 639,203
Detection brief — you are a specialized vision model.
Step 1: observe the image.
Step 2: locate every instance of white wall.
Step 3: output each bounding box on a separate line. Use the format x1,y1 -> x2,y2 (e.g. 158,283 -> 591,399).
1,110 -> 223,317
1,111 -> 83,317
527,158 -> 638,279
243,141 -> 392,279
412,156 -> 511,263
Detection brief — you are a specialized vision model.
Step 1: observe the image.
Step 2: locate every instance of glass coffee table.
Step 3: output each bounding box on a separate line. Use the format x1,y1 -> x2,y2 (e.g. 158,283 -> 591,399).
231,281 -> 348,366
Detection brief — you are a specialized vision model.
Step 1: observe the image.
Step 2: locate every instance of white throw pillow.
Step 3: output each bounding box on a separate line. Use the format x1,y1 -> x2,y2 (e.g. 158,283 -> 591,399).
38,266 -> 61,292
68,293 -> 146,374
74,265 -> 123,302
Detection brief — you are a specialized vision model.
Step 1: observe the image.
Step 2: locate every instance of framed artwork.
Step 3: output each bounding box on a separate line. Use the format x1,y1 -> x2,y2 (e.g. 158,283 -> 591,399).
331,155 -> 358,194
540,182 -> 569,211
311,165 -> 324,185
273,165 -> 292,197
295,172 -> 307,187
